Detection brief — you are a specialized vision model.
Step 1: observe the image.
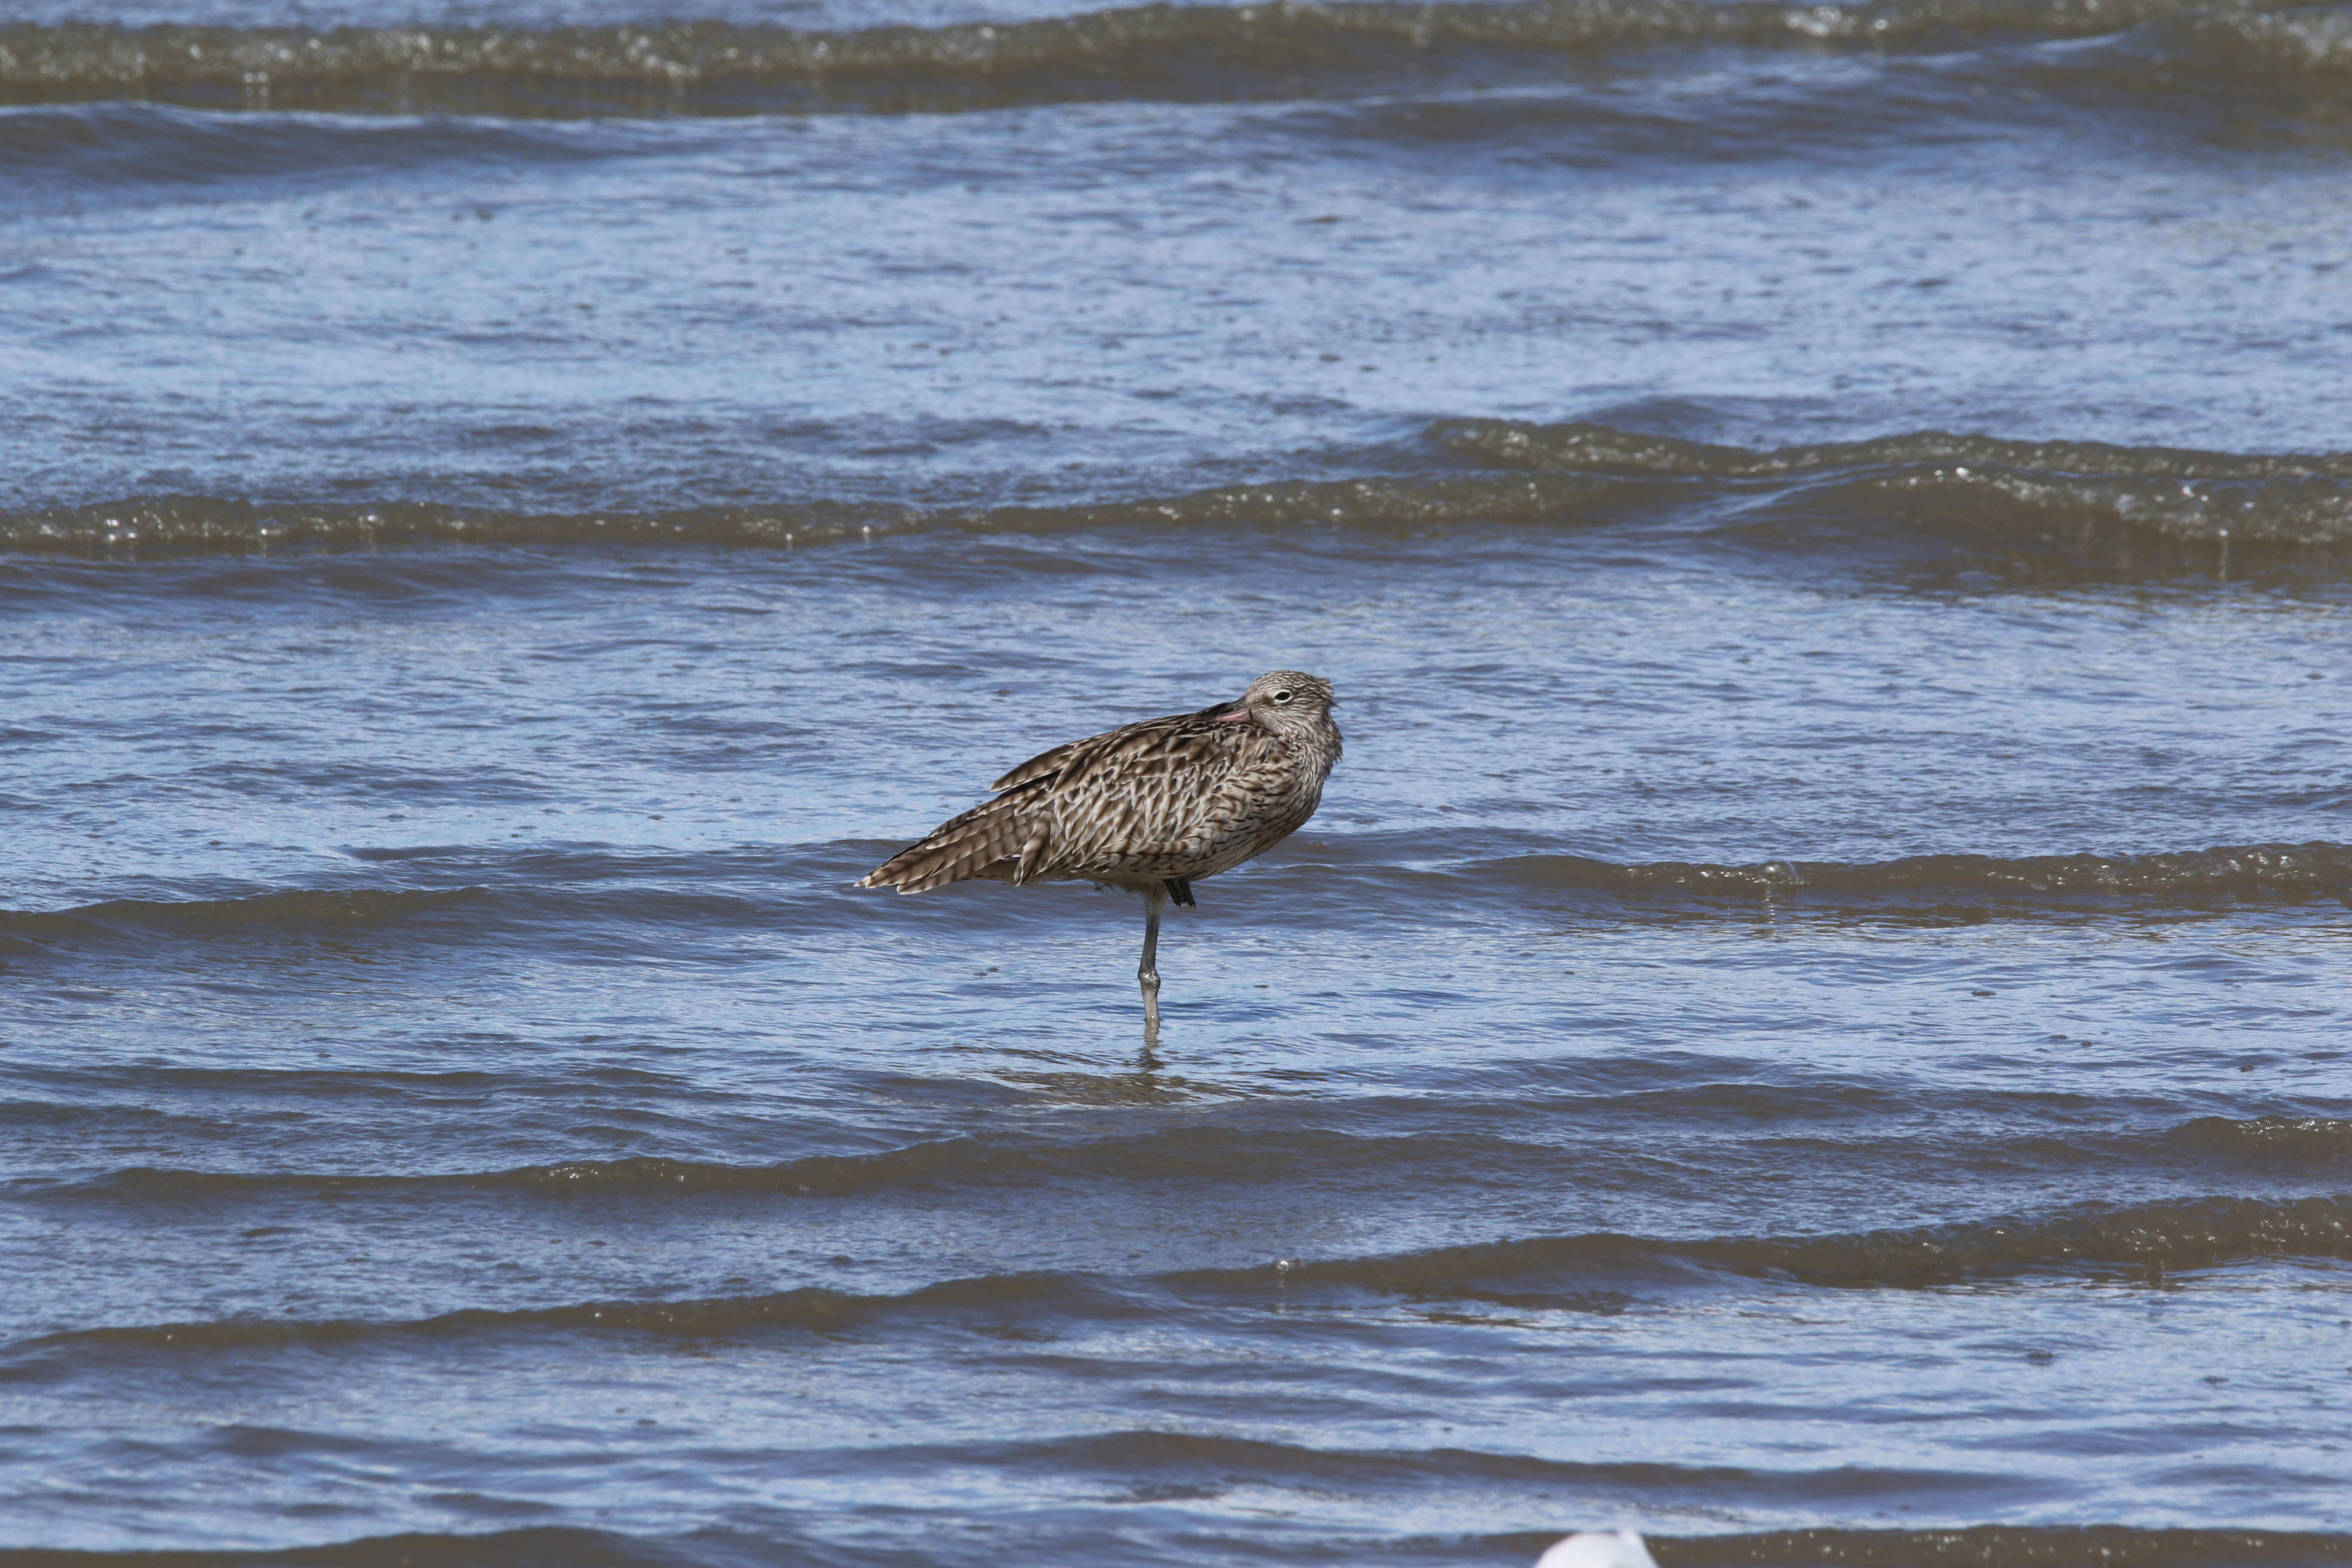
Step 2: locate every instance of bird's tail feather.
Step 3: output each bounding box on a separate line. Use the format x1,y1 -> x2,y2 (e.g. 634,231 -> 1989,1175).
859,796 -> 1037,894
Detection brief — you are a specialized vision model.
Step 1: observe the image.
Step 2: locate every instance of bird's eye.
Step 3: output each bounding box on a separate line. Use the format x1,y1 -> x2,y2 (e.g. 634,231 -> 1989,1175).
1272,689 -> 1294,704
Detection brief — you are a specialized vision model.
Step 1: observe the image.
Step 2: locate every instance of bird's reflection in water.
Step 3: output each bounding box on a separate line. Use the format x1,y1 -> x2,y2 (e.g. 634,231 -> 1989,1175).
995,1058 -> 1191,1104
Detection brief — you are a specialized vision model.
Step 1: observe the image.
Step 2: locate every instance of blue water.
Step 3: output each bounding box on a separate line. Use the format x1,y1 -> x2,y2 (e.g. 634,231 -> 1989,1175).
1,3 -> 2349,1563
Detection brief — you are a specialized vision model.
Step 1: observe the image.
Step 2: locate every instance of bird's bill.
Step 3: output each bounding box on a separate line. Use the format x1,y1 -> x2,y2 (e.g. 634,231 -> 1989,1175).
1211,700 -> 1251,723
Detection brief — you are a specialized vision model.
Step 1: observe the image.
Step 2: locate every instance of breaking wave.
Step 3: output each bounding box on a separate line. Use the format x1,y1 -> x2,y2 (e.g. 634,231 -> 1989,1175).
1237,1194 -> 2352,1295
3,841 -> 2342,965
1429,420 -> 2352,483
2168,1116 -> 2352,1170
46,1127 -> 1486,1201
14,1194 -> 2345,1361
1668,1527 -> 2352,1568
1432,420 -> 2352,565
1476,842 -> 2352,908
8,424 -> 2352,574
0,0 -> 2305,116
7,1523 -> 2347,1568
23,1113 -> 2349,1209
0,886 -> 483,947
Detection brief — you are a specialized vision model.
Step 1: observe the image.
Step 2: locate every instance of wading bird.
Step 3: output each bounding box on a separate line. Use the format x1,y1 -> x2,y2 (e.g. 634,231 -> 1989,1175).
859,671 -> 1342,1041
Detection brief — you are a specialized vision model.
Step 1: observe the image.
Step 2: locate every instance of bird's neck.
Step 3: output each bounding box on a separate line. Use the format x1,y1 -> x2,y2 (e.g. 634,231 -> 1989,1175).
1285,720 -> 1343,777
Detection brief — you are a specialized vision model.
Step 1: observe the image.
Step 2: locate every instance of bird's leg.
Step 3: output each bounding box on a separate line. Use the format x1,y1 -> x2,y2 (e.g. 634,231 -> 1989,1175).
1138,884 -> 1167,1045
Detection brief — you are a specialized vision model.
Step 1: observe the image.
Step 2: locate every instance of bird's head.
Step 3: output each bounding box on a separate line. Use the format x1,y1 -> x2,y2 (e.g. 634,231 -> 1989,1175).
1211,670 -> 1338,737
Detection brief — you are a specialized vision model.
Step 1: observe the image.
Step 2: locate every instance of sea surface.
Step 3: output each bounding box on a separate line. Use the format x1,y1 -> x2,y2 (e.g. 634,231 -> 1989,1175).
2,0 -> 2350,1563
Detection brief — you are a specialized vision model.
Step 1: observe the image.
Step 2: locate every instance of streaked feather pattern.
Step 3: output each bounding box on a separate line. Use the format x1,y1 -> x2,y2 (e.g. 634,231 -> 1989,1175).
860,671 -> 1342,900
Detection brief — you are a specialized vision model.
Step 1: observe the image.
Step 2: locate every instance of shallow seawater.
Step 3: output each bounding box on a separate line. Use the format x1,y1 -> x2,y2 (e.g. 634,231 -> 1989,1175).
2,0 -> 2350,1563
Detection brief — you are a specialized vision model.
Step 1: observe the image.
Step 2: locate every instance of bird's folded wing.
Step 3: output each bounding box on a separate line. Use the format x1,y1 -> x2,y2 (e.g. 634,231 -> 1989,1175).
991,696 -> 1239,793
990,736 -> 1086,793
1026,716 -> 1267,877
859,792 -> 1034,893
867,710 -> 1268,892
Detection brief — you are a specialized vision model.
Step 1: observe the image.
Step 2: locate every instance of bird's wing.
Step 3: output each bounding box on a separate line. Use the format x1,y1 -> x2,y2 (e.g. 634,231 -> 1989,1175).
864,704 -> 1268,893
989,736 -> 1086,793
857,788 -> 1038,894
990,696 -> 1238,793
1021,711 -> 1276,879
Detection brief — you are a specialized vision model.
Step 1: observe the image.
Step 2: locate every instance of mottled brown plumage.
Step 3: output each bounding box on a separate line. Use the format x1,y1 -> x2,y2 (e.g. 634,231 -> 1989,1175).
859,671 -> 1343,1039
